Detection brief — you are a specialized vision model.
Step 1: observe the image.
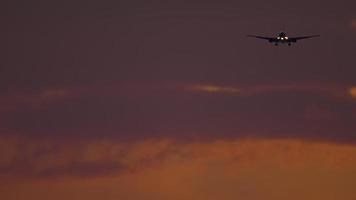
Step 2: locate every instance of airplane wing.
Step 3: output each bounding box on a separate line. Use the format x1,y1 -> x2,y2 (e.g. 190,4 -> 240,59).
247,35 -> 276,42
288,35 -> 320,42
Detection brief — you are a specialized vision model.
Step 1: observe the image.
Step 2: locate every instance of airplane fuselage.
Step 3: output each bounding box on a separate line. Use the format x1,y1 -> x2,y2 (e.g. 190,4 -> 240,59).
271,32 -> 292,45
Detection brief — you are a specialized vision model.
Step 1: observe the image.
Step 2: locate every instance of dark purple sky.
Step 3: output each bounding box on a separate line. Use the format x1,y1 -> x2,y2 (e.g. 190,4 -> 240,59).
2,0 -> 356,141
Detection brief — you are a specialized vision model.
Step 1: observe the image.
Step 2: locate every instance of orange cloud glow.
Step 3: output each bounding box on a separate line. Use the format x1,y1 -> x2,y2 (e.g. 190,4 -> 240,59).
186,83 -> 352,101
351,19 -> 356,28
1,137 -> 356,200
188,84 -> 241,94
349,86 -> 356,98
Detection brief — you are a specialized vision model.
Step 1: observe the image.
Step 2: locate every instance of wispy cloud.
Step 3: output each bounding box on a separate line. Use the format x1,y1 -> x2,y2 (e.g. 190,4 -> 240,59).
1,136 -> 356,179
187,84 -> 241,94
45,81 -> 354,105
1,82 -> 355,113
352,19 -> 356,28
349,86 -> 356,98
0,82 -> 176,112
1,137 -> 356,200
186,83 -> 353,100
0,88 -> 71,111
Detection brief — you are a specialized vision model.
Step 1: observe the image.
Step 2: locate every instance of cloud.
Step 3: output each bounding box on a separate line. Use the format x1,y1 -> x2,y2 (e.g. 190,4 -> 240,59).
0,82 -> 354,113
1,82 -> 355,142
37,161 -> 124,178
0,88 -> 71,112
186,83 -> 352,100
0,82 -> 177,112
187,84 -> 241,94
1,136 -> 356,178
0,137 -> 173,179
188,84 -> 241,94
1,136 -> 356,200
349,86 -> 356,98
352,19 -> 356,28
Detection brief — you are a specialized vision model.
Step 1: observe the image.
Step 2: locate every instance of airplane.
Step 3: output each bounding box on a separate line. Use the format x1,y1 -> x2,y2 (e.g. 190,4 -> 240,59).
247,32 -> 320,46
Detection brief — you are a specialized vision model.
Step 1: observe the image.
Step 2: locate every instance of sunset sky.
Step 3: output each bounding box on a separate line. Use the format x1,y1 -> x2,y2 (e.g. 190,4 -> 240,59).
2,0 -> 356,199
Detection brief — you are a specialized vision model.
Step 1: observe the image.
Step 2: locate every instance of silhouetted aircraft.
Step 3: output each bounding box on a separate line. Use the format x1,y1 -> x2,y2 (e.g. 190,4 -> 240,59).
247,32 -> 320,46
